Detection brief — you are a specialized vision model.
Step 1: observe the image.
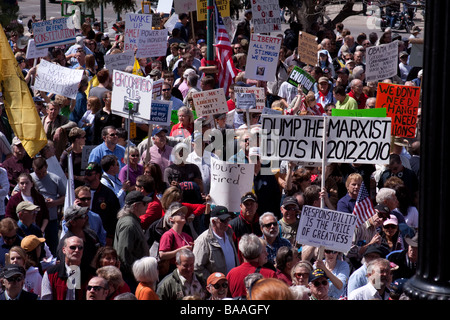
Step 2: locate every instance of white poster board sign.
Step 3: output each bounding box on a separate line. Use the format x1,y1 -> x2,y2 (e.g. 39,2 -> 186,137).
124,13 -> 153,52
235,86 -> 265,111
111,70 -> 154,121
34,60 -> 83,99
365,40 -> 399,82
174,0 -> 196,13
251,0 -> 282,34
245,34 -> 282,82
164,13 -> 179,33
296,205 -> 357,253
104,50 -> 135,72
209,158 -> 255,212
261,115 -> 391,164
157,0 -> 174,13
192,89 -> 228,117
26,39 -> 48,59
32,17 -> 76,48
136,29 -> 168,58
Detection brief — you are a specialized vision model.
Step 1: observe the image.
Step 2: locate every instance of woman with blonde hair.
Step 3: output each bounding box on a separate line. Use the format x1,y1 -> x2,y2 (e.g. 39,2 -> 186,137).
8,245 -> 43,297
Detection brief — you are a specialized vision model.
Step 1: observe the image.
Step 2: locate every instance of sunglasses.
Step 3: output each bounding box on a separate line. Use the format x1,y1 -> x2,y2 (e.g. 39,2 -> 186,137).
312,280 -> 329,287
87,285 -> 106,292
162,88 -> 171,92
108,133 -> 118,137
384,224 -> 397,229
325,250 -> 338,254
78,197 -> 91,201
294,272 -> 309,278
263,222 -> 278,229
68,245 -> 84,251
130,154 -> 139,157
212,282 -> 228,289
6,275 -> 23,283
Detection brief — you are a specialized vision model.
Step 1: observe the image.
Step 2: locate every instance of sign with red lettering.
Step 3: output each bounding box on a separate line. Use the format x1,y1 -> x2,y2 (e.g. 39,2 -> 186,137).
32,18 -> 76,49
124,13 -> 153,51
192,89 -> 228,117
251,0 -> 282,33
245,34 -> 282,82
375,83 -> 420,138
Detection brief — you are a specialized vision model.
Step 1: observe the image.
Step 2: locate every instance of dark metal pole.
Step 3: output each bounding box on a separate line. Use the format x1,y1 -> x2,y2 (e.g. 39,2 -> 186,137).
40,0 -> 46,20
206,0 -> 214,66
101,3 -> 104,33
403,0 -> 450,300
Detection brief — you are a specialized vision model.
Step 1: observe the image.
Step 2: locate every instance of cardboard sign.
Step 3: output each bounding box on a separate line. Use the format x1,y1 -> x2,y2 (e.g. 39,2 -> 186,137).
111,70 -> 154,121
136,29 -> 168,58
150,100 -> 172,126
209,158 -> 255,212
32,18 -> 76,48
298,31 -> 318,66
296,205 -> 357,253
174,0 -> 197,13
332,108 -> 387,117
375,83 -> 420,138
25,39 -> 48,59
287,66 -> 316,94
124,13 -> 153,51
156,0 -> 173,13
104,50 -> 135,72
261,115 -> 392,164
192,89 -> 228,117
235,86 -> 265,111
251,0 -> 282,34
245,34 -> 282,82
34,59 -> 83,99
197,0 -> 229,21
365,40 -> 399,82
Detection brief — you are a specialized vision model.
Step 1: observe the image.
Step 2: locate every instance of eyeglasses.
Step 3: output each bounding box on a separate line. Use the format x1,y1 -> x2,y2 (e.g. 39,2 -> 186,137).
78,197 -> 91,201
212,282 -> 228,289
130,154 -> 139,157
324,250 -> 338,254
68,245 -> 84,251
162,88 -> 171,92
87,285 -> 106,292
294,272 -> 309,279
384,224 -> 397,229
284,206 -> 298,212
312,280 -> 329,287
108,133 -> 118,137
262,222 -> 277,229
6,275 -> 23,283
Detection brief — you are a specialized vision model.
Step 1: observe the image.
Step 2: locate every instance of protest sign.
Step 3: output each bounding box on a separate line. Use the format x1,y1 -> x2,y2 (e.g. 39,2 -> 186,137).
375,83 -> 420,138
251,0 -> 282,34
32,18 -> 76,48
298,31 -> 318,66
150,100 -> 172,126
111,70 -> 153,121
142,1 -> 152,14
332,108 -> 387,117
261,115 -> 391,164
409,39 -> 424,68
197,0 -> 229,21
124,13 -> 153,51
365,40 -> 399,82
192,89 -> 228,117
235,86 -> 265,111
287,66 -> 316,94
34,59 -> 83,99
245,34 -> 282,82
235,92 -> 256,111
157,0 -> 173,13
296,205 -> 357,253
26,39 -> 48,59
136,29 -> 168,58
164,13 -> 178,33
174,0 -> 196,13
152,79 -> 164,100
104,50 -> 135,72
209,158 -> 255,212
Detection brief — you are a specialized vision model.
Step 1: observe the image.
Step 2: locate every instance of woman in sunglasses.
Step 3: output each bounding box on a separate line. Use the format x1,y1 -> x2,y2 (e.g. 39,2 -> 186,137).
315,249 -> 350,299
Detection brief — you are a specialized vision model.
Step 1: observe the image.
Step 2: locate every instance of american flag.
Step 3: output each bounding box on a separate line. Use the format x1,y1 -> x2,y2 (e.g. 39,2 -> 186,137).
214,2 -> 238,95
353,181 -> 376,228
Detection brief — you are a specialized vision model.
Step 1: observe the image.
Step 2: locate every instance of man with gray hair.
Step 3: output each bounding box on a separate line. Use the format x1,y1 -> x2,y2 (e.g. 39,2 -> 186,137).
365,97 -> 377,109
259,212 -> 291,267
348,78 -> 368,109
376,187 -> 406,225
226,233 -> 277,298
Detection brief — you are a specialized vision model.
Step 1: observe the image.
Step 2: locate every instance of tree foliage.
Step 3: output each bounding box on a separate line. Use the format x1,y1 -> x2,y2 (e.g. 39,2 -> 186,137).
0,0 -> 19,27
85,0 -> 137,14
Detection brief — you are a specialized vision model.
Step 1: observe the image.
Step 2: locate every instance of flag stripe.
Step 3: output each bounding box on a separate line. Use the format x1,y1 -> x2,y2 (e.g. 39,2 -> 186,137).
352,181 -> 375,228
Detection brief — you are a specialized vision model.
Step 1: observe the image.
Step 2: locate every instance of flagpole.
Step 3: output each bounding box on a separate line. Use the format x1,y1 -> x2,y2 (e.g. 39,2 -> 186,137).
207,0 -> 214,67
317,115 -> 328,261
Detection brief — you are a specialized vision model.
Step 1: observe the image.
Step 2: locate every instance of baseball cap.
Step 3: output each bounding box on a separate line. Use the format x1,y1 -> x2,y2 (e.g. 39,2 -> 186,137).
16,201 -> 40,214
210,206 -> 234,221
151,126 -> 168,137
124,190 -> 153,206
21,235 -> 46,252
85,162 -> 102,174
11,136 -> 22,146
374,204 -> 390,215
309,268 -> 328,282
207,272 -> 227,286
318,76 -> 329,84
282,196 -> 299,208
64,205 -> 89,223
383,214 -> 398,226
197,39 -> 206,45
241,193 -> 257,204
1,264 -> 26,279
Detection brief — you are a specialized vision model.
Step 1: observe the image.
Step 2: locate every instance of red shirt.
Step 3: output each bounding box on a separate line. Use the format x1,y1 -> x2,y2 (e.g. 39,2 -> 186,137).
227,99 -> 236,111
227,261 -> 277,298
348,90 -> 368,110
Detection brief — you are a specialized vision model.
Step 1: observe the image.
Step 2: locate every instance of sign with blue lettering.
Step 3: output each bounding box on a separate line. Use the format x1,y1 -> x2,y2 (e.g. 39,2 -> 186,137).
245,34 -> 282,82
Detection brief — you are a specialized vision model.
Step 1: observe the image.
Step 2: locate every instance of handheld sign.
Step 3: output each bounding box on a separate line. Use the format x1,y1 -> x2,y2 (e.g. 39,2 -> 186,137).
287,66 -> 316,94
197,0 -> 229,21
157,0 -> 173,13
173,0 -> 196,13
235,92 -> 256,111
365,40 -> 399,82
209,158 -> 255,212
332,108 -> 387,117
32,18 -> 76,48
245,34 -> 282,82
104,50 -> 135,72
235,86 -> 265,111
26,39 -> 49,59
296,205 -> 357,253
136,29 -> 168,58
251,0 -> 282,34
298,31 -> 318,66
191,89 -> 228,117
124,13 -> 153,51
34,60 -> 84,99
375,82 -> 420,138
150,100 -> 172,126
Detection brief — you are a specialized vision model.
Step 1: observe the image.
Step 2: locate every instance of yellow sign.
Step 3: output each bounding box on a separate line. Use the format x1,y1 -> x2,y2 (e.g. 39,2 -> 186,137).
196,0 -> 230,21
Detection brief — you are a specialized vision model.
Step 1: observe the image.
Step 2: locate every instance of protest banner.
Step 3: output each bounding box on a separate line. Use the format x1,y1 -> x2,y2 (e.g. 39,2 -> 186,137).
104,50 -> 135,72
32,17 -> 76,48
157,0 -> 173,13
191,89 -> 228,117
298,31 -> 318,66
174,0 -> 197,13
34,59 -> 83,99
111,70 -> 153,121
26,39 -> 49,59
245,34 -> 282,82
235,86 -> 265,111
365,40 -> 399,82
209,158 -> 255,212
375,82 -> 420,138
296,205 -> 357,253
251,0 -> 282,34
150,100 -> 172,126
287,66 -> 316,94
197,0 -> 229,21
124,13 -> 153,51
136,29 -> 168,58
261,114 -> 391,164
332,108 -> 387,117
